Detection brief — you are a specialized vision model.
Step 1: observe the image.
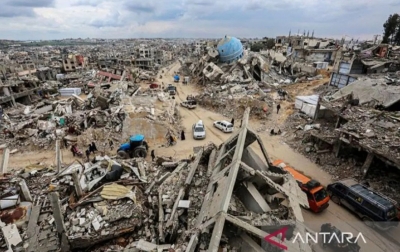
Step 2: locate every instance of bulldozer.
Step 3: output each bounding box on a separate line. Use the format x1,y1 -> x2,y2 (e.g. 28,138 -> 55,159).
117,134 -> 149,159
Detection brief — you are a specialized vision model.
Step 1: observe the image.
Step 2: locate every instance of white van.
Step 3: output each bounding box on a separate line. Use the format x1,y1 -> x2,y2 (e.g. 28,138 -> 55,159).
213,120 -> 233,133
192,120 -> 206,140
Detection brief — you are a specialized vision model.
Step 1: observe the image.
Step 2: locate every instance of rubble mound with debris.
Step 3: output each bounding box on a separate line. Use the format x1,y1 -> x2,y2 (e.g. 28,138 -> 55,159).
197,94 -> 271,119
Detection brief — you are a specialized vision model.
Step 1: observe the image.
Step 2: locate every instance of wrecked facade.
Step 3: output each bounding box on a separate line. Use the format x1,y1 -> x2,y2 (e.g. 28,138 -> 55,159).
287,60 -> 400,203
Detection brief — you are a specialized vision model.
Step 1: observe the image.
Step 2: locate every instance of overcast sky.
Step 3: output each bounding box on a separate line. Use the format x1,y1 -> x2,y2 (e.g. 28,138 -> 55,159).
0,0 -> 399,40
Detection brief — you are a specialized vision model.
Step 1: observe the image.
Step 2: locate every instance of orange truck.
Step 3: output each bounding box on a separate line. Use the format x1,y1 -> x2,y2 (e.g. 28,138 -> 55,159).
273,160 -> 330,213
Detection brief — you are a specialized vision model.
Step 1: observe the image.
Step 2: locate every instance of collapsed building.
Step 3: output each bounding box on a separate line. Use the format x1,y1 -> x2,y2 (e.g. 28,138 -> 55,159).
0,80 -> 136,152
287,71 -> 400,202
0,108 -> 315,252
182,35 -> 319,87
181,35 -> 326,120
319,75 -> 400,175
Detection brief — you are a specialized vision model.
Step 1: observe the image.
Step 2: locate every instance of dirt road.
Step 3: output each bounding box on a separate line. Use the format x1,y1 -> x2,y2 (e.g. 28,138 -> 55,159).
156,62 -> 399,252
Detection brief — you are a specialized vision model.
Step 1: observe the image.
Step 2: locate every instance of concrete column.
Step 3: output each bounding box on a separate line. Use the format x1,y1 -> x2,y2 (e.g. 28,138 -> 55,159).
362,152 -> 374,178
3,87 -> 10,96
48,192 -> 66,234
335,134 -> 342,157
0,148 -> 10,174
236,181 -> 271,213
18,179 -> 33,202
72,171 -> 83,197
335,116 -> 341,129
314,96 -> 321,120
10,94 -> 16,107
55,140 -> 62,173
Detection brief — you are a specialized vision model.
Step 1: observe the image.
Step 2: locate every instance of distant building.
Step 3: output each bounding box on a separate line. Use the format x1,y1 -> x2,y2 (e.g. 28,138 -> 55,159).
62,54 -> 86,72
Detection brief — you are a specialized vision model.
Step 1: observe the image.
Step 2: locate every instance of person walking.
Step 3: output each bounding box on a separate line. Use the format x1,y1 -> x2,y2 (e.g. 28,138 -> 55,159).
231,118 -> 234,126
169,135 -> 175,146
151,150 -> 155,161
90,142 -> 98,153
71,144 -> 80,157
63,138 -> 68,149
85,149 -> 90,162
88,142 -> 95,154
181,130 -> 186,140
109,139 -> 114,150
277,104 -> 281,114
71,145 -> 76,157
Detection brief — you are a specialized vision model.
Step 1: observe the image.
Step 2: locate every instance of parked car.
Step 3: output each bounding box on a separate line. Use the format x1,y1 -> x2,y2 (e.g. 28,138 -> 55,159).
213,120 -> 233,133
192,120 -> 206,140
327,179 -> 399,230
180,100 -> 197,109
165,84 -> 176,95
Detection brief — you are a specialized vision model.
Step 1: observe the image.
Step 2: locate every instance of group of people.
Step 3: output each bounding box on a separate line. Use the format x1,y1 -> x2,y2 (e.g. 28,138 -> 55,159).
167,130 -> 186,146
69,142 -> 98,161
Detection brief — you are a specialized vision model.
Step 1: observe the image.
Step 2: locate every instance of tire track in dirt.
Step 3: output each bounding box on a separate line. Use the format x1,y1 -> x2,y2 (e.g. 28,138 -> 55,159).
174,78 -> 225,142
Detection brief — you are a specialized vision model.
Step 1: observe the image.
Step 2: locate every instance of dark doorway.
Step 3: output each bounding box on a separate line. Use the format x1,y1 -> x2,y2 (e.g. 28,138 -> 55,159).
253,64 -> 261,81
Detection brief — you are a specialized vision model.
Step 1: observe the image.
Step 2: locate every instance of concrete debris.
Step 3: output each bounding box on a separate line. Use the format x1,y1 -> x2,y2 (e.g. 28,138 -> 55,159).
0,108 -> 313,252
179,38 -> 327,120
284,56 -> 400,204
3,35 -> 398,252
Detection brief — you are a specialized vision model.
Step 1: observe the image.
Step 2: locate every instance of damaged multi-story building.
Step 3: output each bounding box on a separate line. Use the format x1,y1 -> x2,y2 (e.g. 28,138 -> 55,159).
62,54 -> 87,72
0,78 -> 40,107
275,32 -> 339,70
329,43 -> 391,88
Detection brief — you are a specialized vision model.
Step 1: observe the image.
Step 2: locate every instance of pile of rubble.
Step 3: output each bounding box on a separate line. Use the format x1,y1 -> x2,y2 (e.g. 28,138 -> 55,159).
182,49 -> 318,87
180,42 -> 323,122
193,83 -> 274,119
283,100 -> 400,203
0,80 -> 142,152
0,109 -> 315,252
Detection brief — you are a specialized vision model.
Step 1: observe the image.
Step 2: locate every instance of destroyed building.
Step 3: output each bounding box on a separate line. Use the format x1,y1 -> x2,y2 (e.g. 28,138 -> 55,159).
179,34 -> 327,121
329,43 -> 395,88
62,54 -> 87,72
288,69 -> 400,203
0,79 -> 40,107
0,108 -> 315,252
